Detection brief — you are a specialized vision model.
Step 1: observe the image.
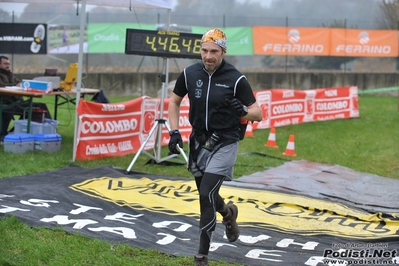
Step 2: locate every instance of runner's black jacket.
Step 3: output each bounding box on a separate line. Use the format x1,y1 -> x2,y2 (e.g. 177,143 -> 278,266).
173,59 -> 256,140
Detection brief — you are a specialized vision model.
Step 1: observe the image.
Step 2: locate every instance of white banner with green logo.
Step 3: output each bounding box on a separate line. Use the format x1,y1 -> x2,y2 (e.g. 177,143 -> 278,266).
49,24 -> 253,55
87,23 -> 156,53
191,26 -> 254,56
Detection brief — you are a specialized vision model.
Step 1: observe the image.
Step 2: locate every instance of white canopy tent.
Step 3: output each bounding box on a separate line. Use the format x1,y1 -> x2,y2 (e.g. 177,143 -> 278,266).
5,0 -> 173,161
4,0 -> 172,12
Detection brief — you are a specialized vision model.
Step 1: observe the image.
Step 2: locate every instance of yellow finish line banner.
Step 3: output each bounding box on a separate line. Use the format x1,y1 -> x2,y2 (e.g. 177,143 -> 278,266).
71,176 -> 399,240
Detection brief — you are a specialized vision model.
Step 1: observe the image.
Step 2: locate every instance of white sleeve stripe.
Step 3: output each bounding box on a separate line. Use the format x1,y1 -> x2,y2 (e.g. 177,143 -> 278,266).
234,75 -> 246,96
183,69 -> 188,91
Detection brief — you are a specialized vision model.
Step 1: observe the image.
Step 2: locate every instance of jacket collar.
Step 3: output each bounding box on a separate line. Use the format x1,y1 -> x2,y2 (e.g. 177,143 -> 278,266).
0,68 -> 12,76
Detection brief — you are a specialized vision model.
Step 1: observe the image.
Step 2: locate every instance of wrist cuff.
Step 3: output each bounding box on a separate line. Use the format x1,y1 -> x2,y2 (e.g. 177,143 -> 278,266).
241,105 -> 249,117
169,130 -> 180,136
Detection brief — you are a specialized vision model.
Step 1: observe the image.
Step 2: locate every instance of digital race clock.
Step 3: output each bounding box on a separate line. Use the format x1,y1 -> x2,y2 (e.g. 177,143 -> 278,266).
125,29 -> 202,59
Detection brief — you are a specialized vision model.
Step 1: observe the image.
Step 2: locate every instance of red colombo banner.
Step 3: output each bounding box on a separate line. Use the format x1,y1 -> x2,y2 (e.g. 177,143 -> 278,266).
253,86 -> 359,130
76,86 -> 358,161
75,96 -> 191,161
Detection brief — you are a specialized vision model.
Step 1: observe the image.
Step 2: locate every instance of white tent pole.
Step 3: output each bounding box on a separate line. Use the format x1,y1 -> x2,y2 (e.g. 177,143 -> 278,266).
72,0 -> 86,162
154,9 -> 170,159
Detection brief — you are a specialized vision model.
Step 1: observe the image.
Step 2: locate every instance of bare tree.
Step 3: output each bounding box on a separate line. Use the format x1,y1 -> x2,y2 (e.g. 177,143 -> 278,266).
0,9 -> 13,22
378,0 -> 399,29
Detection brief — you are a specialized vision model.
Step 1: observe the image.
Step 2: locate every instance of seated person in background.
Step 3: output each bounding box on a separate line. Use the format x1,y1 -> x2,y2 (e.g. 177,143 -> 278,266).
0,55 -> 22,142
0,56 -> 53,142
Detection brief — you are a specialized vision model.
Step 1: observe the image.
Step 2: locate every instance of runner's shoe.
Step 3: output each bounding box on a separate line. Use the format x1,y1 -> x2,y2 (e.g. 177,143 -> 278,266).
222,203 -> 239,242
194,255 -> 208,266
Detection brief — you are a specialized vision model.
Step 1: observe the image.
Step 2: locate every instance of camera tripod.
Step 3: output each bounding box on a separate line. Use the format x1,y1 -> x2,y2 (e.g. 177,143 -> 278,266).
125,58 -> 187,173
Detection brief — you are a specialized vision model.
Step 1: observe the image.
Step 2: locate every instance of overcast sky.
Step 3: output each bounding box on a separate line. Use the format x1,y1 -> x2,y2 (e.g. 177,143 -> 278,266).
0,0 -> 273,14
0,3 -> 27,13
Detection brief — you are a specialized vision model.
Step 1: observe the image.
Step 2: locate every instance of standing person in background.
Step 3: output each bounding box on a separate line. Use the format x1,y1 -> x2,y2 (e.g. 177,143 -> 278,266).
61,27 -> 69,51
0,55 -> 21,142
167,28 -> 262,266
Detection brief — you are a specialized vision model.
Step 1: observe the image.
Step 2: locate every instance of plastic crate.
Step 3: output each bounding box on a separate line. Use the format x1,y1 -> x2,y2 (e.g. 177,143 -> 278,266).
42,119 -> 59,134
4,133 -> 34,154
34,133 -> 62,153
14,120 -> 42,134
14,119 -> 59,134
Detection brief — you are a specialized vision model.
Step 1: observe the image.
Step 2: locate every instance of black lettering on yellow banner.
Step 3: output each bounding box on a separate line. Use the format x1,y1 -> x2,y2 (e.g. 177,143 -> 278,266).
70,177 -> 399,239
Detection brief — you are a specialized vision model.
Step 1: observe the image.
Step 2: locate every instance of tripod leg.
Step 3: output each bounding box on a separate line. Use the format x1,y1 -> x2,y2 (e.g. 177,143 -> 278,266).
126,120 -> 159,173
177,144 -> 188,162
164,120 -> 188,163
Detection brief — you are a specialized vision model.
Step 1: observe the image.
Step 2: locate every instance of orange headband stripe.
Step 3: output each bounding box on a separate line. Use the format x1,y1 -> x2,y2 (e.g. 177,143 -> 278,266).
201,28 -> 227,52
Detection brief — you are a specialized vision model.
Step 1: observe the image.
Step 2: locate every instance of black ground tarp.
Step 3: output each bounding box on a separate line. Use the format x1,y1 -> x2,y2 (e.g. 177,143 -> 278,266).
0,161 -> 398,265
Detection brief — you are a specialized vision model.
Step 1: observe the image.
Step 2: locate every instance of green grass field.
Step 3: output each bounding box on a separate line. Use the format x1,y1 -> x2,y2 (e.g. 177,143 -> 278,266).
0,95 -> 398,265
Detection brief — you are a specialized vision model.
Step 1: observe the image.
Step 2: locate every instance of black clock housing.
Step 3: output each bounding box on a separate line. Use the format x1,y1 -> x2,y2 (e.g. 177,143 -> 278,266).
125,29 -> 202,59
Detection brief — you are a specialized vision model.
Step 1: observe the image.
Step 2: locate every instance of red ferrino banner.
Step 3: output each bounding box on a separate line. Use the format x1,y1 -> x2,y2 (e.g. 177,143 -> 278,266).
330,29 -> 398,57
252,26 -> 398,57
252,26 -> 330,56
75,86 -> 359,161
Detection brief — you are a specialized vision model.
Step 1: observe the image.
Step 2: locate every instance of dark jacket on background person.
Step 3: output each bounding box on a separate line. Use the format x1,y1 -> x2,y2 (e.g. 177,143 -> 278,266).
0,68 -> 20,87
0,67 -> 23,141
0,68 -> 22,103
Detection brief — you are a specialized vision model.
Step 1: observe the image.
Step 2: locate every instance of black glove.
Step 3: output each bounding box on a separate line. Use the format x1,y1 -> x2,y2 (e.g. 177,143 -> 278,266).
225,98 -> 248,117
168,130 -> 183,154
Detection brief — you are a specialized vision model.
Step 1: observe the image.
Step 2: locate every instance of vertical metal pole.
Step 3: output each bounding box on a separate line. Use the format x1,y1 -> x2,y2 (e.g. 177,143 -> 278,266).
285,16 -> 288,73
155,9 -> 171,160
344,18 -> 347,74
11,11 -> 15,73
72,0 -> 86,162
86,12 -> 89,75
157,13 -> 160,72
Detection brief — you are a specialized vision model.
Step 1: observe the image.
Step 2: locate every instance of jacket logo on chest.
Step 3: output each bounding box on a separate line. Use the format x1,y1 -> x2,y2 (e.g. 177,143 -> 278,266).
215,83 -> 229,88
195,79 -> 203,98
195,89 -> 202,98
196,80 -> 203,87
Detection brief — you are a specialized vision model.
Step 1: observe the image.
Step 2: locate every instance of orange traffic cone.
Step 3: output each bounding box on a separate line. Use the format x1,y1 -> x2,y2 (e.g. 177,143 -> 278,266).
245,123 -> 254,137
282,134 -> 296,156
265,127 -> 278,148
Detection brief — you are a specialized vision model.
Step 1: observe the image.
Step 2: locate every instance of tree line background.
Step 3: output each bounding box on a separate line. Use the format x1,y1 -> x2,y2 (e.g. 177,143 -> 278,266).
1,0 -> 399,74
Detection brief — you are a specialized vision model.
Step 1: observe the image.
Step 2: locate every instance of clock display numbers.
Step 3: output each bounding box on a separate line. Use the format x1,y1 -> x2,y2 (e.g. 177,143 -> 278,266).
125,29 -> 202,59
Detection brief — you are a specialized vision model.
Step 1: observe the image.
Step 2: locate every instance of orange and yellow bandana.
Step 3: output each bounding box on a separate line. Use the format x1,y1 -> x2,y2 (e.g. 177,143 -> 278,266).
201,28 -> 227,52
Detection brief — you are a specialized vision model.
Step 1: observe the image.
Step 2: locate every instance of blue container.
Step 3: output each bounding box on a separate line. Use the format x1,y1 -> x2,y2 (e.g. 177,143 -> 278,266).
4,133 -> 34,154
43,119 -> 59,134
34,133 -> 62,152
